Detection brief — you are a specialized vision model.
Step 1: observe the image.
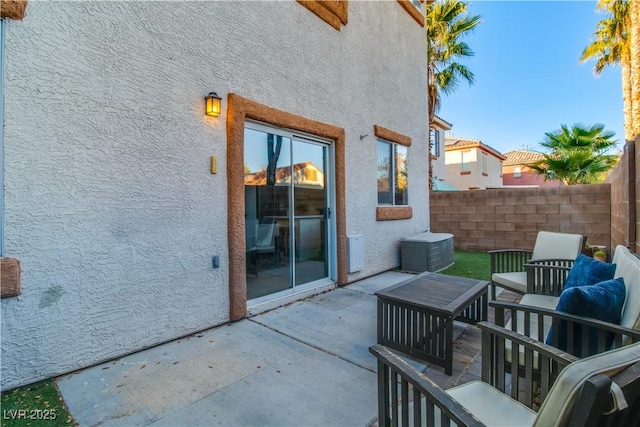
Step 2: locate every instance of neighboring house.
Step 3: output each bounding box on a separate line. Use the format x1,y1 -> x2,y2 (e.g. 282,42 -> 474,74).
444,137 -> 506,189
244,162 -> 325,189
502,150 -> 561,187
0,1 -> 430,390
430,115 -> 453,188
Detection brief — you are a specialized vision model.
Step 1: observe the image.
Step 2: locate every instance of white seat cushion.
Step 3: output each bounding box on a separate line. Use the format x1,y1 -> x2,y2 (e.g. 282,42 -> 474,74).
492,272 -> 527,294
612,245 -> 640,334
447,381 -> 537,426
534,342 -> 640,426
531,231 -> 583,261
505,294 -> 559,368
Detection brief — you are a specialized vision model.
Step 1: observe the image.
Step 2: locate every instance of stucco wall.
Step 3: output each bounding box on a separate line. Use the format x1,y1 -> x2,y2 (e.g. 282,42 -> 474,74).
503,165 -> 561,187
445,148 -> 503,189
430,184 -> 611,252
1,1 -> 429,389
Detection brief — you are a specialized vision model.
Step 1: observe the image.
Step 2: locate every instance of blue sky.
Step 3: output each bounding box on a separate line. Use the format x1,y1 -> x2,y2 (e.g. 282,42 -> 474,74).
438,0 -> 625,155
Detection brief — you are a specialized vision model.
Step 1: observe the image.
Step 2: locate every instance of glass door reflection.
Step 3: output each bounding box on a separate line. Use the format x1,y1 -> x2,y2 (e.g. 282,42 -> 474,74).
244,126 -> 330,301
292,138 -> 328,286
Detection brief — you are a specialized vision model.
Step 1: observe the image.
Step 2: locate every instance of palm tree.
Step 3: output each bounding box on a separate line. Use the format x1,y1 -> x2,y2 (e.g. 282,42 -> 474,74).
426,0 -> 481,189
580,0 -> 633,141
528,124 -> 619,185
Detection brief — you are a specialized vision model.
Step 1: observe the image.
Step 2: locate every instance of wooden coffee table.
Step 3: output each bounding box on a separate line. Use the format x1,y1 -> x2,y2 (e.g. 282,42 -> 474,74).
375,272 -> 488,375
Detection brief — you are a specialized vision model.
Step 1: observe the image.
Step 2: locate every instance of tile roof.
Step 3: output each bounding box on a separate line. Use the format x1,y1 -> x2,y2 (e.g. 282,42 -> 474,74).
444,137 -> 479,147
431,178 -> 459,192
432,115 -> 453,129
503,150 -> 545,166
444,137 -> 506,160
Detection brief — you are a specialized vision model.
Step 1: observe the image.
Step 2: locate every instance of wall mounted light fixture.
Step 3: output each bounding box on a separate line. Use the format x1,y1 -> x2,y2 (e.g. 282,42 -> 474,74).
204,92 -> 222,117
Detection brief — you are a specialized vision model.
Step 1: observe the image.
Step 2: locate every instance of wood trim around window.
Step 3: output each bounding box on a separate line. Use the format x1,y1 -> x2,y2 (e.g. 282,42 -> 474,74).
396,0 -> 425,27
374,124 -> 412,221
227,93 -> 347,321
1,0 -> 27,19
376,206 -> 413,221
297,0 -> 348,30
374,124 -> 412,147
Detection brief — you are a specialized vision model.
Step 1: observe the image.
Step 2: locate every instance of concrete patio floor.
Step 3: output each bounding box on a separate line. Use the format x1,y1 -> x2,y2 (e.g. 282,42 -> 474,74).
56,271 -> 516,427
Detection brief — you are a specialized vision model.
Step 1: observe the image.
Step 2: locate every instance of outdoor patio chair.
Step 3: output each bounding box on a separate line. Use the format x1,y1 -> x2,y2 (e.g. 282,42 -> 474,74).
246,218 -> 278,275
489,231 -> 584,300
370,323 -> 640,427
492,245 -> 640,362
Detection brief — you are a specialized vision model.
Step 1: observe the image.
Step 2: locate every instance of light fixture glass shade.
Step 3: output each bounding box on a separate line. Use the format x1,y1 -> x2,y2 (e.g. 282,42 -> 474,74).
205,92 -> 222,117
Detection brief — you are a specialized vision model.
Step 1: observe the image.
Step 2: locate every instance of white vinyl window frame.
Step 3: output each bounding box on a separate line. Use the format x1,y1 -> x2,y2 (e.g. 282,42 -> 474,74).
432,129 -> 441,157
377,139 -> 408,206
244,120 -> 338,284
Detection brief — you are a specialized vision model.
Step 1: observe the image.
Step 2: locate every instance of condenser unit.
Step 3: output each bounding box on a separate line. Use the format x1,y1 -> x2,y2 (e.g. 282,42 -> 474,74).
400,232 -> 454,273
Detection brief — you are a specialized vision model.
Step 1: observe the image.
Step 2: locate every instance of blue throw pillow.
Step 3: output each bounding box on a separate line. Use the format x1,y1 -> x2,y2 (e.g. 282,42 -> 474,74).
564,254 -> 616,290
546,277 -> 626,357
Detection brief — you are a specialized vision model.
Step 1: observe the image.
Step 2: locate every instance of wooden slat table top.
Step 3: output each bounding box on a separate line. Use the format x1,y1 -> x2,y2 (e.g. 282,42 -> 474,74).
375,272 -> 488,315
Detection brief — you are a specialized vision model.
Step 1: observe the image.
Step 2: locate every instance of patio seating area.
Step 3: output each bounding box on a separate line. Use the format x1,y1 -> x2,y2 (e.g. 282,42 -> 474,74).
370,241 -> 640,426
15,244 -> 640,426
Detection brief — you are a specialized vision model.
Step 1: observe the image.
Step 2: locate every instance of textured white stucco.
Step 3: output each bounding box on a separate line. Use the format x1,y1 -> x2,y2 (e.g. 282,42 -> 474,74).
1,1 -> 428,389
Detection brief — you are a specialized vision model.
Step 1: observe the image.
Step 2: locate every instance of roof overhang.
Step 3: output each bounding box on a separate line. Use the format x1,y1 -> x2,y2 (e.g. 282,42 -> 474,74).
431,115 -> 453,131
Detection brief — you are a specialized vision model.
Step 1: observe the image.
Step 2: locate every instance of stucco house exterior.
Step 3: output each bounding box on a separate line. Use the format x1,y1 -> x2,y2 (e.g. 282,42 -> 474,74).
444,137 -> 506,190
502,150 -> 561,187
0,1 -> 430,390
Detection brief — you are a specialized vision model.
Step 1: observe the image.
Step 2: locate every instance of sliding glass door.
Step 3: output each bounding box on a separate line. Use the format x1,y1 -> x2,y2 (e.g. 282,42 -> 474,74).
244,124 -> 333,301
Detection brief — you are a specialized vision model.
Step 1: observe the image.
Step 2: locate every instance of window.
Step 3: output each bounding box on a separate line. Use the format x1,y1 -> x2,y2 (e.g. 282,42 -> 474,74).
482,153 -> 488,176
377,140 -> 408,205
461,151 -> 470,172
431,129 -> 441,157
514,167 -> 522,178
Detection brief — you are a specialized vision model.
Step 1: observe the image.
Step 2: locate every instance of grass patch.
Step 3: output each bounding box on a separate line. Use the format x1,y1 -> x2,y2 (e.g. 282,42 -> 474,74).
0,380 -> 75,426
440,250 -> 490,281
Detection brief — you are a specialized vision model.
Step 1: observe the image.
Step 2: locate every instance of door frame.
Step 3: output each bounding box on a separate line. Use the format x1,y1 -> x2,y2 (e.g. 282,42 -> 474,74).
227,94 -> 347,321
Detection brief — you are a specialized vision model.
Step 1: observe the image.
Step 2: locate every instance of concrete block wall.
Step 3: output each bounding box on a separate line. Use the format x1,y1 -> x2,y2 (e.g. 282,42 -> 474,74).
430,184 -> 611,253
607,140 -> 636,251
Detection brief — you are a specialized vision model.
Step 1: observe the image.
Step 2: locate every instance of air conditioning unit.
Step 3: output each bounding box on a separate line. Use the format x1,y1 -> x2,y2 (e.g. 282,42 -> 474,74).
400,232 -> 454,273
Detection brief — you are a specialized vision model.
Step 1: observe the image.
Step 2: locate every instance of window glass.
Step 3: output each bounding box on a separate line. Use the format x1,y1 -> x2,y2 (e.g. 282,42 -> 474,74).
377,140 -> 408,206
395,145 -> 408,205
461,151 -> 470,171
431,129 -> 441,157
377,140 -> 392,204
